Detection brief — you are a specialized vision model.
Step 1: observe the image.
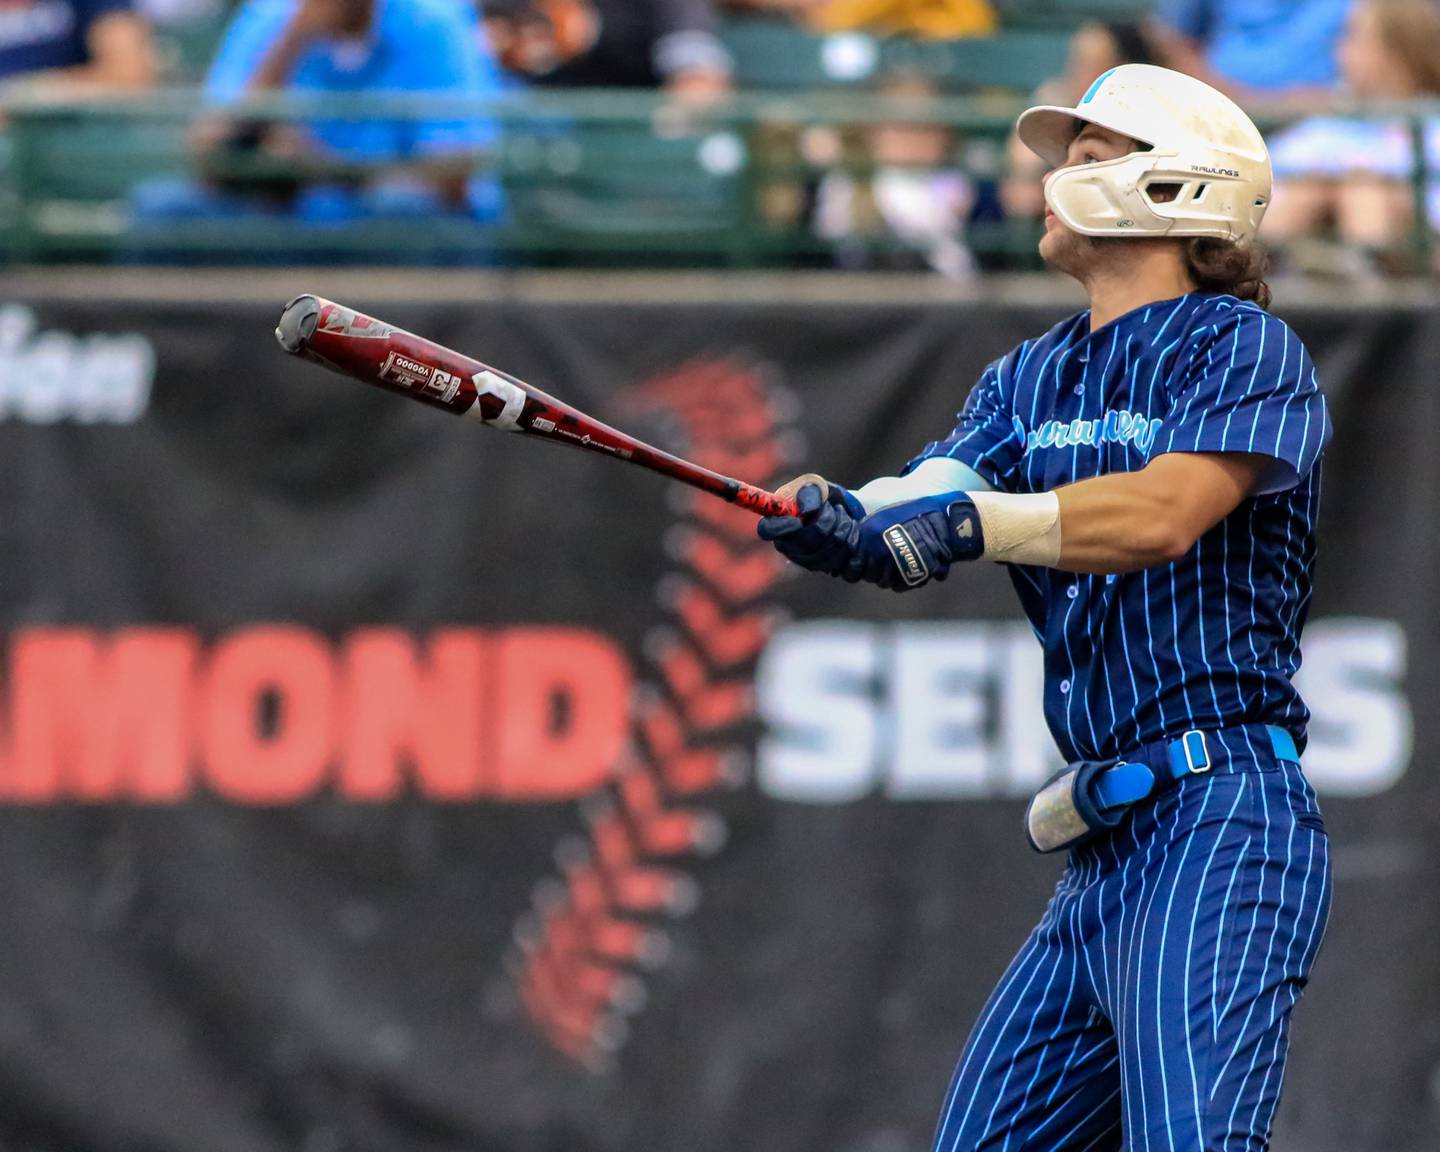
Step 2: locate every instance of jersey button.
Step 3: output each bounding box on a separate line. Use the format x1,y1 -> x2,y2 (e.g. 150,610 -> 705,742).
1074,385 -> 1085,396
1066,584 -> 1079,599
1060,680 -> 1071,694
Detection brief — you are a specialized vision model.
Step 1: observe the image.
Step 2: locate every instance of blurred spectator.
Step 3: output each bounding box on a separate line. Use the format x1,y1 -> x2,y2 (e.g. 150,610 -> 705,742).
813,72 -> 975,279
1001,21 -> 1155,221
805,0 -> 995,38
136,0 -> 502,225
483,0 -> 732,98
1150,0 -> 1349,102
719,0 -> 816,13
719,0 -> 995,37
135,0 -> 219,26
480,0 -> 593,83
1263,0 -> 1440,272
0,0 -> 155,90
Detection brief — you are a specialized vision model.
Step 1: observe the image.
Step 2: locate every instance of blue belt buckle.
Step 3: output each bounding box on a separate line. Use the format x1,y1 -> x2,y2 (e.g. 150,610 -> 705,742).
1180,729 -> 1211,774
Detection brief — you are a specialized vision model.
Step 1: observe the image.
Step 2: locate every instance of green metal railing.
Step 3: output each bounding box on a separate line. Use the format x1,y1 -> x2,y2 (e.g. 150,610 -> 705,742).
0,89 -> 1434,270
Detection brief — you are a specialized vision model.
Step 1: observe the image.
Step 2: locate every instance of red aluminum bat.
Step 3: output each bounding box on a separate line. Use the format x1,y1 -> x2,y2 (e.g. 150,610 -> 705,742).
274,295 -> 797,518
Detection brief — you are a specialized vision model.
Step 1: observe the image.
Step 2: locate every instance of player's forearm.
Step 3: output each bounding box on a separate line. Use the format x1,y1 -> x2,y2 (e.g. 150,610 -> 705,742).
769,454 -> 1259,584
1052,456 -> 1260,574
1053,471 -> 1204,574
249,28 -> 311,91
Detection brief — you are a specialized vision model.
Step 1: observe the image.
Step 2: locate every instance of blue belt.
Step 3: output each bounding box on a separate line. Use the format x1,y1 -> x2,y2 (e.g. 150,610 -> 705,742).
1092,724 -> 1299,813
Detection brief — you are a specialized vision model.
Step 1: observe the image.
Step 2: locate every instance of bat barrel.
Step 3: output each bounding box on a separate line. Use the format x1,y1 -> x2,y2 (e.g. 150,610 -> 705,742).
274,294 -> 795,519
275,295 -> 322,353
273,294 -> 482,417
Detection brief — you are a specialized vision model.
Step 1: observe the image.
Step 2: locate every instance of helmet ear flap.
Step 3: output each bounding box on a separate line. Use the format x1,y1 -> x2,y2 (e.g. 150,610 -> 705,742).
1043,152 -> 1169,237
1047,158 -> 1267,242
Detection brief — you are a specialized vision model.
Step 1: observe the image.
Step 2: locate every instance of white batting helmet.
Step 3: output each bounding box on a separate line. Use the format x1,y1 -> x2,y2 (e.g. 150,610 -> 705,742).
1016,63 -> 1272,243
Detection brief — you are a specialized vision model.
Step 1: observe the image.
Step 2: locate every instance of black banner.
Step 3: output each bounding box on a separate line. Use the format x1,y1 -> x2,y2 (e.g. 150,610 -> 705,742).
0,282 -> 1433,1152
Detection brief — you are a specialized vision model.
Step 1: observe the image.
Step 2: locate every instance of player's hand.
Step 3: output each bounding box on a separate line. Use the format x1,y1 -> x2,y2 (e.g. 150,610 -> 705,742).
846,494 -> 986,591
757,478 -> 866,577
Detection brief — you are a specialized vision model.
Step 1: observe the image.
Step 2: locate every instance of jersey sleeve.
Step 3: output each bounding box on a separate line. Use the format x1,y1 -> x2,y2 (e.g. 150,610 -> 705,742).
1153,307 -> 1331,495
204,0 -> 288,104
404,3 -> 499,156
901,350 -> 1025,492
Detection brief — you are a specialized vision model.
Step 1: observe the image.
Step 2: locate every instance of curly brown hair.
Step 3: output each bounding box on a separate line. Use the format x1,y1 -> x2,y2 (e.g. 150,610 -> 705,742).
1184,238 -> 1272,310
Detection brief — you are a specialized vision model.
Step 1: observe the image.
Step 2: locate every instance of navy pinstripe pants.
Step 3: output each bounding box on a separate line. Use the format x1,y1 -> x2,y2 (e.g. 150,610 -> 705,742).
933,754 -> 1332,1152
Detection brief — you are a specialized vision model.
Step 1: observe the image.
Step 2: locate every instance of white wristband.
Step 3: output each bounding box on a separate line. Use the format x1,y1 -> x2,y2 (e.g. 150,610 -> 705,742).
969,490 -> 1063,567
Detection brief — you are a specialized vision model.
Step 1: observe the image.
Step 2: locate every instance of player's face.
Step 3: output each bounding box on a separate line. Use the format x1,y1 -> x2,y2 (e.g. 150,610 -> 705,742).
1037,123 -> 1144,274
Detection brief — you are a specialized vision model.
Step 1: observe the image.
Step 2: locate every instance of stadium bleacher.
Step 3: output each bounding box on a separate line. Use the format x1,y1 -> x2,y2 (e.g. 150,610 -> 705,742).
0,6 -> 1434,272
720,20 -> 1071,92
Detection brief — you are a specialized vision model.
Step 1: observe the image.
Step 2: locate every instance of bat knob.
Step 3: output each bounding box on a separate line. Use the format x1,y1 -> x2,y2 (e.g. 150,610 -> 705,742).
275,294 -> 322,353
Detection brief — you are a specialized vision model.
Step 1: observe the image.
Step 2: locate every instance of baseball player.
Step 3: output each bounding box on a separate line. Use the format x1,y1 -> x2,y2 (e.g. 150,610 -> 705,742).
759,65 -> 1332,1151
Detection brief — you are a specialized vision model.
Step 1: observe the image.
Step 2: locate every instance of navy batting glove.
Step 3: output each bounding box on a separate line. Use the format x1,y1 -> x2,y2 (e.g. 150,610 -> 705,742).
757,482 -> 867,577
846,494 -> 986,591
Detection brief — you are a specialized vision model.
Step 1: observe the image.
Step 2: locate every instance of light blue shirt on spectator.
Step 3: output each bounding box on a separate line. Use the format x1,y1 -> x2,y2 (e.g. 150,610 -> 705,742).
1156,0 -> 1350,91
1271,115 -> 1440,229
205,0 -> 500,162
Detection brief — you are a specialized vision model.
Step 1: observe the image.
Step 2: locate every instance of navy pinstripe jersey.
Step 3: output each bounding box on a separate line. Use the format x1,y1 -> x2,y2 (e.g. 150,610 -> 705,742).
907,292 -> 1332,764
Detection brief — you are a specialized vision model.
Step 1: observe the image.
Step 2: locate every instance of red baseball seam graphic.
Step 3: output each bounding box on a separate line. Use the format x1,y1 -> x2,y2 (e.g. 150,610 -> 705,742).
504,358 -> 798,1070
